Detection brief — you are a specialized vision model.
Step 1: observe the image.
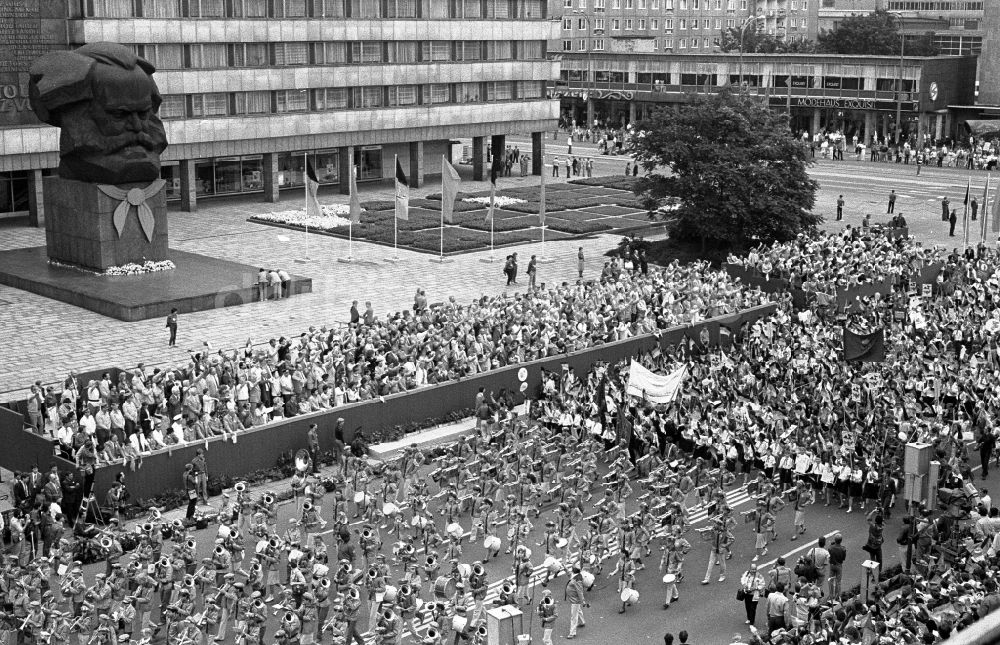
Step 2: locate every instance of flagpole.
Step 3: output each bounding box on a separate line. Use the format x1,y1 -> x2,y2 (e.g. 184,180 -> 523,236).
982,175 -> 991,246
339,158 -> 360,263
385,154 -> 402,263
963,176 -> 971,251
432,155 -> 456,264
537,153 -> 553,264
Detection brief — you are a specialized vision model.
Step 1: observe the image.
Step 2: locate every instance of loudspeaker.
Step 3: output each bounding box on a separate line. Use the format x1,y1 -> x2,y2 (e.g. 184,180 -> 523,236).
926,461 -> 940,510
904,442 -> 931,477
486,606 -> 523,645
903,472 -> 926,504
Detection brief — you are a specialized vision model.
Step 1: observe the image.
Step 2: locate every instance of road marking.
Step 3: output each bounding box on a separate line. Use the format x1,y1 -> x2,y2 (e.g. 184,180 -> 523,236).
756,530 -> 838,571
361,485 -> 756,642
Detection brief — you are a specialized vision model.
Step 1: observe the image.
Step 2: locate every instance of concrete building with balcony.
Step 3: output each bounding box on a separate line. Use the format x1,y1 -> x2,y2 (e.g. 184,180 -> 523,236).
818,0 -> 985,56
0,0 -> 559,223
553,51 -> 975,143
552,0 -> 817,60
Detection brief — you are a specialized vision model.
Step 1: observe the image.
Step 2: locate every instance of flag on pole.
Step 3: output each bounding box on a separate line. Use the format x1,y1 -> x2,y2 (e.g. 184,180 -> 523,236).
963,177 -> 971,248
394,156 -> 409,221
539,156 -> 546,227
485,161 -> 498,223
441,157 -> 461,225
348,160 -> 361,225
981,175 -> 991,244
993,178 -> 1000,234
843,328 -> 886,363
305,161 -> 321,219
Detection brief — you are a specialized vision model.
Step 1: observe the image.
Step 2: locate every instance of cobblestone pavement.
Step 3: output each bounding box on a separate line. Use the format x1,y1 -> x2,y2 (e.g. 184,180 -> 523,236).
0,154 -> 656,399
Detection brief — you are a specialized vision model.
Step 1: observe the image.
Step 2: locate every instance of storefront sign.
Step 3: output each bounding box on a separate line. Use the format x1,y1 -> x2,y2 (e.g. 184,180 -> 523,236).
769,96 -> 920,112
610,38 -> 655,54
554,89 -> 636,101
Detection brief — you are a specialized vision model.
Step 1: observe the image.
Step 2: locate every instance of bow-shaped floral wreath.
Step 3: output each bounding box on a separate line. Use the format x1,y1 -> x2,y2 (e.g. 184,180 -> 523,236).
97,179 -> 166,243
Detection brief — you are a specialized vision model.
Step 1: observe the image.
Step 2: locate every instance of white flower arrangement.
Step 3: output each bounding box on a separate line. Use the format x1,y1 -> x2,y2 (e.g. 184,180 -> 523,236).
462,196 -> 527,208
104,260 -> 176,276
255,204 -> 353,230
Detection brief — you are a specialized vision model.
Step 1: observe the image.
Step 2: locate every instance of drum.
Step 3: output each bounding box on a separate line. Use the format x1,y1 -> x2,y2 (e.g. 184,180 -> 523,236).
288,549 -> 304,565
383,586 -> 398,603
217,525 -> 231,540
620,588 -> 639,604
255,540 -> 268,555
383,502 -> 399,516
662,574 -> 676,584
580,571 -> 595,590
451,615 -> 468,632
556,538 -> 568,549
543,556 -> 561,573
375,591 -> 385,603
411,516 -> 428,529
483,536 -> 501,551
312,563 -> 329,578
457,563 -> 472,579
433,576 -> 457,599
446,522 -> 464,538
354,492 -> 368,504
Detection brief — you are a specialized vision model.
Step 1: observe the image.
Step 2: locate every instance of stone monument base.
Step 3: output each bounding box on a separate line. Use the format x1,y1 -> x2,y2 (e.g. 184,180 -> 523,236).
44,176 -> 169,271
0,247 -> 312,322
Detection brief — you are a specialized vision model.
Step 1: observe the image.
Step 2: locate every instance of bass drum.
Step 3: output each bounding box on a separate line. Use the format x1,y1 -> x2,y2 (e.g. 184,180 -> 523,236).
433,576 -> 457,600
580,571 -> 595,590
620,588 -> 639,604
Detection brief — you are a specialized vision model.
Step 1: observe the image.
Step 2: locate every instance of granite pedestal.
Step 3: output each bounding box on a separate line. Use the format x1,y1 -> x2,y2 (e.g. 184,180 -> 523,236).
44,176 -> 169,271
0,247 -> 313,322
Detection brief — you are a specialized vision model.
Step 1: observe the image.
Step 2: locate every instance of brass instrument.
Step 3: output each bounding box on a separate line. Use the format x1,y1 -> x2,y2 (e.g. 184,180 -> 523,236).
100,537 -> 113,550
171,519 -> 184,530
142,523 -> 154,533
186,539 -> 196,550
472,564 -> 484,577
263,494 -> 275,506
234,482 -> 247,493
302,502 -> 313,513
367,567 -> 378,580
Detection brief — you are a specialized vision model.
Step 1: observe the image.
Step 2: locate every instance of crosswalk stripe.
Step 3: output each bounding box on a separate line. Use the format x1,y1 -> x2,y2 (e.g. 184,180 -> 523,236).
361,485 -> 755,642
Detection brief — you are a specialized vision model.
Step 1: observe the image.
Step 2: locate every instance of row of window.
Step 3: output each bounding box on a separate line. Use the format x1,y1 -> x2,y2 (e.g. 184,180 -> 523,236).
87,0 -> 545,18
157,81 -> 545,118
563,15 -> 805,31
561,0 -> 759,9
560,69 -> 918,92
885,1 -> 983,10
134,40 -> 543,69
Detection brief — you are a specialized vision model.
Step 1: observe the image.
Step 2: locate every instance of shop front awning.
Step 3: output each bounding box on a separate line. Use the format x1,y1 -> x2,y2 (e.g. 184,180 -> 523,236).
964,120 -> 1000,137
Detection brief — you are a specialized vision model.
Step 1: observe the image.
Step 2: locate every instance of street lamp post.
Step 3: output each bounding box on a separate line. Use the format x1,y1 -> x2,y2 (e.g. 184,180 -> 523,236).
892,12 -> 905,145
737,15 -> 757,89
572,10 -> 593,127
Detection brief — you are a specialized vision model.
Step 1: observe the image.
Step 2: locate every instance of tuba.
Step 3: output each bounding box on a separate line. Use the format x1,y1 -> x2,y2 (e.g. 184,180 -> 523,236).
234,482 -> 247,494
229,529 -> 239,540
361,529 -> 373,541
263,494 -> 275,506
302,501 -> 313,513
295,449 -> 312,474
186,540 -> 196,550
472,563 -> 485,577
367,567 -> 378,580
100,537 -> 113,550
142,523 -> 154,534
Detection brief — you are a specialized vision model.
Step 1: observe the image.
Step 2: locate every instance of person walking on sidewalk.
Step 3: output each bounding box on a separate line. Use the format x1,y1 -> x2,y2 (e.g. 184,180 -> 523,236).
887,190 -> 896,214
166,308 -> 178,347
564,567 -> 587,639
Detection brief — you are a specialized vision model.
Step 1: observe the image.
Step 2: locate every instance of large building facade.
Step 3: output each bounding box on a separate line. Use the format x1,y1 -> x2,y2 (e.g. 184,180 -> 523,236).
817,0 -> 985,56
0,0 -> 559,222
552,0 -> 818,58
554,52 -> 976,143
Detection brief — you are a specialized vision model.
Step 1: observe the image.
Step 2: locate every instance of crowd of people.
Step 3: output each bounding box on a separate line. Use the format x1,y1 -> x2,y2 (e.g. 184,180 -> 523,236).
13,225 -> 1000,644
22,260 -> 770,465
805,129 -> 1000,171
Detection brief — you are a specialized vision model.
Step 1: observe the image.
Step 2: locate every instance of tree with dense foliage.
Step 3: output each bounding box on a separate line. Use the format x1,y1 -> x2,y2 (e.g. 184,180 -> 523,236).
630,89 -> 820,250
719,29 -> 818,54
816,9 -> 940,56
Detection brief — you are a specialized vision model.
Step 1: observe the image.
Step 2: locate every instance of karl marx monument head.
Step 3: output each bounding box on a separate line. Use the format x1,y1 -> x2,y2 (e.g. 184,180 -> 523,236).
29,42 -> 168,185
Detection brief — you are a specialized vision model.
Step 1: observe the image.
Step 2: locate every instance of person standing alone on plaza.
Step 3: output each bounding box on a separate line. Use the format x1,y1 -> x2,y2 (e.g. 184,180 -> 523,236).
166,308 -> 178,347
942,196 -> 951,221
552,156 -> 560,178
836,195 -> 845,221
183,462 -> 199,520
887,190 -> 896,214
527,255 -> 537,289
577,247 -> 585,279
949,208 -> 958,236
